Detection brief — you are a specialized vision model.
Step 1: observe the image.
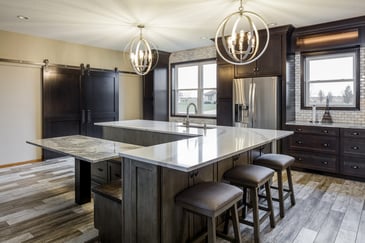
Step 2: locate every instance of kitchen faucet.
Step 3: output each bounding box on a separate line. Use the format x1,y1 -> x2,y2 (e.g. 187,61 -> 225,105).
185,103 -> 198,127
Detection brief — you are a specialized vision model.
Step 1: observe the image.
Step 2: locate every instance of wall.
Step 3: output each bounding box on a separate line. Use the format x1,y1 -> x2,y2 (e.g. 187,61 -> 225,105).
0,30 -> 141,165
294,47 -> 365,123
169,45 -> 217,124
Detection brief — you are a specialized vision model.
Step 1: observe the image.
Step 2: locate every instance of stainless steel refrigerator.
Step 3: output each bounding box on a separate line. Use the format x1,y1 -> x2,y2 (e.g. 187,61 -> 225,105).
233,77 -> 280,130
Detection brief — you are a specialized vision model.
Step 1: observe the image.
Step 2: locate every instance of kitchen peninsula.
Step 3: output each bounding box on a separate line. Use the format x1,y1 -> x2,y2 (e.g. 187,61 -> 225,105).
96,120 -> 293,242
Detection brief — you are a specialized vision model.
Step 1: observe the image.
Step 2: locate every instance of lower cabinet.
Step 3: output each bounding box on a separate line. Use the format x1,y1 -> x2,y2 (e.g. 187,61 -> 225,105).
91,159 -> 121,186
284,124 -> 365,180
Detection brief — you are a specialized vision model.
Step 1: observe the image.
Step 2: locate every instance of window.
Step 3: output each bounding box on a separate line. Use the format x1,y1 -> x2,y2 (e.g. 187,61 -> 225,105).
171,60 -> 217,117
302,48 -> 359,109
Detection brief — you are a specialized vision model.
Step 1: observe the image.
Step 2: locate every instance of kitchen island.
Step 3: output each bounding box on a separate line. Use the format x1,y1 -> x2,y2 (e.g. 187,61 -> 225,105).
96,120 -> 293,243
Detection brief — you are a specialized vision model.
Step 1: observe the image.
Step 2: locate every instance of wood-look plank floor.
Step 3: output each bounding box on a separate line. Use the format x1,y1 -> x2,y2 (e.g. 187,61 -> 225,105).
1,159 -> 365,243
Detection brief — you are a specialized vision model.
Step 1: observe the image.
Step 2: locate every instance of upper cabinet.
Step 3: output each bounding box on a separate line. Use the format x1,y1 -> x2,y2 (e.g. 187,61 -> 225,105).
234,33 -> 283,78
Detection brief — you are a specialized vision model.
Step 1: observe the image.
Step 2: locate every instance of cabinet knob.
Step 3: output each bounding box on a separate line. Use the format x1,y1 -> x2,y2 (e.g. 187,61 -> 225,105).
297,157 -> 303,161
322,130 -> 328,134
323,143 -> 329,147
296,140 -> 303,145
351,165 -> 359,169
296,128 -> 302,132
352,132 -> 360,136
321,161 -> 328,165
351,146 -> 359,150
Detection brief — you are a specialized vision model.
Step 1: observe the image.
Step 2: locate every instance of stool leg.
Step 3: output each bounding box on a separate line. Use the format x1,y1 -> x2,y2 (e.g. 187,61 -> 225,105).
251,188 -> 260,243
277,170 -> 285,218
230,204 -> 242,243
242,187 -> 247,219
265,181 -> 275,228
180,209 -> 188,243
287,167 -> 296,206
207,217 -> 216,243
223,210 -> 230,234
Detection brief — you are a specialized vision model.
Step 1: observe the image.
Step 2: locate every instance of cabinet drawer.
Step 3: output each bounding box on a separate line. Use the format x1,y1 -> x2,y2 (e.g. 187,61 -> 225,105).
92,162 -> 108,184
289,134 -> 338,154
342,138 -> 365,156
342,128 -> 365,138
287,125 -> 339,136
109,160 -> 122,181
342,156 -> 365,178
288,151 -> 338,173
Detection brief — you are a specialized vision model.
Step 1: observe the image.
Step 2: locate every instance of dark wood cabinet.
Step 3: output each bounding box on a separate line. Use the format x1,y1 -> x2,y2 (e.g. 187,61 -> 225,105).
143,51 -> 170,121
235,33 -> 282,77
340,128 -> 365,179
284,125 -> 340,173
42,66 -> 119,159
91,160 -> 122,187
217,64 -> 234,99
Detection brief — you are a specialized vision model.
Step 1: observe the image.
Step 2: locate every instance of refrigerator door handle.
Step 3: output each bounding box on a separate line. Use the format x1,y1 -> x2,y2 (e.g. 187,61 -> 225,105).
251,83 -> 256,125
248,83 -> 253,127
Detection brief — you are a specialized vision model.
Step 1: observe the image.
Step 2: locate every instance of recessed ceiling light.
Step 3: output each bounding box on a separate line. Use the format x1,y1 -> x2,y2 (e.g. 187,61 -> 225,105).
17,15 -> 30,20
200,36 -> 208,40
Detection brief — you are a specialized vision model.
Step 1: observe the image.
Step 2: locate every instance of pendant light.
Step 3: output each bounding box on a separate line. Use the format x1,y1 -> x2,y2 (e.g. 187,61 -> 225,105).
127,24 -> 158,75
215,0 -> 270,65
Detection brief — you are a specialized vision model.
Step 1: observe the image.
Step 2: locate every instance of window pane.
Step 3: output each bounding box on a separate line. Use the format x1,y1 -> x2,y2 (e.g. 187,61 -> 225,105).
308,55 -> 354,81
176,90 -> 198,114
177,66 -> 198,89
202,90 -> 216,115
307,81 -> 354,106
203,64 -> 217,89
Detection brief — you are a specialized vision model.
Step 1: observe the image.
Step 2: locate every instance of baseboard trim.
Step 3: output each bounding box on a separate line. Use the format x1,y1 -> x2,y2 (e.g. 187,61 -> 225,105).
0,159 -> 42,168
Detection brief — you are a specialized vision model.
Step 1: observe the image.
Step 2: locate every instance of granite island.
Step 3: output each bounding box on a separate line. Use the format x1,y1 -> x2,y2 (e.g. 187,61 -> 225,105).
96,120 -> 293,243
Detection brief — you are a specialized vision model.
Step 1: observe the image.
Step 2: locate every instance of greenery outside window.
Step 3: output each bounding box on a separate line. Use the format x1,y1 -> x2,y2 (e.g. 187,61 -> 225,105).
171,59 -> 217,117
301,48 -> 360,109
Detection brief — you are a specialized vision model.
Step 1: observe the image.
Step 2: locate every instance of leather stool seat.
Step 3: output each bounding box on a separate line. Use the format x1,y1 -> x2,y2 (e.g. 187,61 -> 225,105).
223,164 -> 276,243
254,153 -> 296,218
176,182 -> 243,243
223,164 -> 274,187
253,154 -> 294,170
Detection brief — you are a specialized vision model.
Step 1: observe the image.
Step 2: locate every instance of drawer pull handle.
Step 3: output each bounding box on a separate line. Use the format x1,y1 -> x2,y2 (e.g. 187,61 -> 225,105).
352,132 -> 360,136
97,168 -> 103,172
323,143 -> 329,147
352,146 -> 359,150
322,161 -> 328,165
352,165 -> 359,169
297,157 -> 303,161
296,128 -> 302,132
322,130 -> 328,134
296,140 -> 303,144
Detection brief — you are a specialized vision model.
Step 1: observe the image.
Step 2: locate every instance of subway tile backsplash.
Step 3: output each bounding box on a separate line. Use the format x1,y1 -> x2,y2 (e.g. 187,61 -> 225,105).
294,47 -> 365,124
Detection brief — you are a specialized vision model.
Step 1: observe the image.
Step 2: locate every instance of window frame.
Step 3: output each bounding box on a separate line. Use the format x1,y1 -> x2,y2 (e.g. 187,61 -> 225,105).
171,58 -> 217,118
300,47 -> 360,110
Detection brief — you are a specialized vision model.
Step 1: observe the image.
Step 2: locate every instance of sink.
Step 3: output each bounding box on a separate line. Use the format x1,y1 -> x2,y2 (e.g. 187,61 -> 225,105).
177,123 -> 216,129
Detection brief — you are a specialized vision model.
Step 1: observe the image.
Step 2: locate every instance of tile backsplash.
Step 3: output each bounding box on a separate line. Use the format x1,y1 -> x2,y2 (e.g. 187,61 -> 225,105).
294,47 -> 365,124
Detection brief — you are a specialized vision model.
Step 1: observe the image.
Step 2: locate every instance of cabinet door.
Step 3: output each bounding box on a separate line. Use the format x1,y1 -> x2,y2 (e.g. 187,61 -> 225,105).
217,64 -> 234,99
84,70 -> 119,138
256,33 -> 282,76
217,99 -> 233,126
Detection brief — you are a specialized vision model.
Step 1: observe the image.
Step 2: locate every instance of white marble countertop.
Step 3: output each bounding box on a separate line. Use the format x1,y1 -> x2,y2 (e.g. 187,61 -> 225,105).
27,135 -> 142,163
286,121 -> 365,129
97,120 -> 293,172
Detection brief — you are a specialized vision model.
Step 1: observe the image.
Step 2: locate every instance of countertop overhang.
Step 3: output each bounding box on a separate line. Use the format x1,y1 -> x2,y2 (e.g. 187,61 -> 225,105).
96,120 -> 293,172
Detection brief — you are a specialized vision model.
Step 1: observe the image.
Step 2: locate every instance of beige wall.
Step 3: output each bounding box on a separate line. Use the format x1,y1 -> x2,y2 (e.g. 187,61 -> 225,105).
0,30 -> 141,165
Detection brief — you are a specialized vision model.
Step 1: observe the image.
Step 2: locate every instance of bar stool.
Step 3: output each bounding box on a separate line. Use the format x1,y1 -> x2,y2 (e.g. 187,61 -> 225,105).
223,164 -> 275,243
253,153 -> 296,218
175,182 -> 243,243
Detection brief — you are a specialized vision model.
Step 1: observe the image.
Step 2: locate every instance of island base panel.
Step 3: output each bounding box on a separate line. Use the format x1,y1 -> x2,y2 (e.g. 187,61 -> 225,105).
75,159 -> 91,204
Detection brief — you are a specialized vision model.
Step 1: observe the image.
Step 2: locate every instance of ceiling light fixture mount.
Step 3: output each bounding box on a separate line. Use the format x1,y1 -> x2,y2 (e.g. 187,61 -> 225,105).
127,24 -> 158,76
215,0 -> 270,65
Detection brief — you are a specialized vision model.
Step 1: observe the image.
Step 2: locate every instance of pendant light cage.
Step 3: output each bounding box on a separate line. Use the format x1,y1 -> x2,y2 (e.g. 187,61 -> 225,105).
215,0 -> 270,65
126,25 -> 159,75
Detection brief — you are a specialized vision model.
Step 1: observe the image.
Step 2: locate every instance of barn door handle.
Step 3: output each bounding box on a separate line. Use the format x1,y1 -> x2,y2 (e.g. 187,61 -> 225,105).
87,110 -> 91,124
81,109 -> 86,124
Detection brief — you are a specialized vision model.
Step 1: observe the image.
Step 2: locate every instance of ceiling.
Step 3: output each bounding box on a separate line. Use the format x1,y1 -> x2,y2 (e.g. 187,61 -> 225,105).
0,0 -> 364,53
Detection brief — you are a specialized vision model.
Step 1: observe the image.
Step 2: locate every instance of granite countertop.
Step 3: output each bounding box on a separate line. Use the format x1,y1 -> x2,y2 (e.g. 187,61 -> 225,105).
27,135 -> 142,163
286,121 -> 365,129
97,120 -> 293,172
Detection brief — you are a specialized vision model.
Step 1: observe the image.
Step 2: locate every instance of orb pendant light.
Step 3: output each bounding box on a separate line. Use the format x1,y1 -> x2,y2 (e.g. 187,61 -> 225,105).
128,25 -> 156,75
215,0 -> 270,65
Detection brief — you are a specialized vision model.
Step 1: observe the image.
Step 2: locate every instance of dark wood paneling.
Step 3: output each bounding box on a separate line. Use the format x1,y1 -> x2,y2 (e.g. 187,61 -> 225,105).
289,134 -> 338,154
286,125 -> 339,136
341,156 -> 365,178
217,64 -> 234,99
216,99 -> 233,126
288,150 -> 338,173
74,159 -> 91,205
